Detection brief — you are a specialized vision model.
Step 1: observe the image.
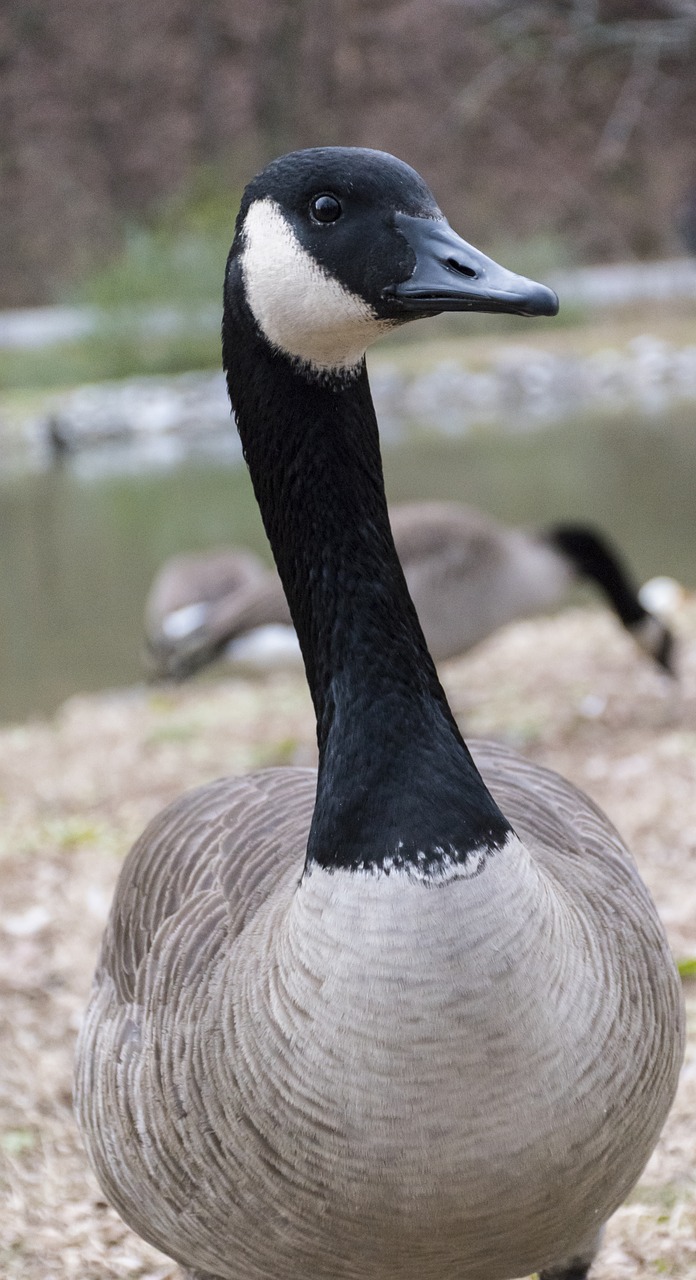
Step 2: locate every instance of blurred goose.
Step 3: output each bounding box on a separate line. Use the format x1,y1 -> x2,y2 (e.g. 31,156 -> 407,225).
145,503 -> 675,679
144,544 -> 298,673
76,147 -> 683,1280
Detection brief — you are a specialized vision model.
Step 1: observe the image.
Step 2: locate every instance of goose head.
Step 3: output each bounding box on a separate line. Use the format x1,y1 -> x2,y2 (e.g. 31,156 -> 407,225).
222,149 -> 560,874
224,146 -> 558,378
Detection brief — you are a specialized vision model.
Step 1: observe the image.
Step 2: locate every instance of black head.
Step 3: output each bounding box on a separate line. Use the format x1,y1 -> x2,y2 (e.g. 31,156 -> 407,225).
648,622 -> 676,675
225,146 -> 559,377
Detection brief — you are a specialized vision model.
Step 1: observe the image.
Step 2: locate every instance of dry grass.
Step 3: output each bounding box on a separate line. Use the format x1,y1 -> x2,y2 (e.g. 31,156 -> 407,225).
1,602 -> 695,1278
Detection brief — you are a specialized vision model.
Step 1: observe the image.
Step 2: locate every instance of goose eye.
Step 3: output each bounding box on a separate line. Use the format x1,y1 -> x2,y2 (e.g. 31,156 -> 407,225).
309,194 -> 342,224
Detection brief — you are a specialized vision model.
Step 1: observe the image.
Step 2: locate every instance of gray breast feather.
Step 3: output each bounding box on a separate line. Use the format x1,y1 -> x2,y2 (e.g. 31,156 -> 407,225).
76,744 -> 683,1280
99,742 -> 643,1011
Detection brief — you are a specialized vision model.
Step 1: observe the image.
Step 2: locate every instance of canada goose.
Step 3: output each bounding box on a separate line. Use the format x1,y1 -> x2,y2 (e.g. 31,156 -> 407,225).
145,503 -> 675,679
144,544 -> 287,667
75,147 -> 683,1280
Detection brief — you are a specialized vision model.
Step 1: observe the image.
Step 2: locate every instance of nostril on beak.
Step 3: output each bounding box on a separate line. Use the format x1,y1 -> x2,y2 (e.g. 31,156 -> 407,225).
445,257 -> 477,279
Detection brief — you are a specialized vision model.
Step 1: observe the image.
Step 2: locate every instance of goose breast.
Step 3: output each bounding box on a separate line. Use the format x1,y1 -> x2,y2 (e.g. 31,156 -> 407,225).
75,744 -> 682,1280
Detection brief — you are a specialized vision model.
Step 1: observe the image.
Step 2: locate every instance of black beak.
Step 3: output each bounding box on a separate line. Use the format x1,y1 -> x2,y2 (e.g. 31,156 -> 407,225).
384,213 -> 559,318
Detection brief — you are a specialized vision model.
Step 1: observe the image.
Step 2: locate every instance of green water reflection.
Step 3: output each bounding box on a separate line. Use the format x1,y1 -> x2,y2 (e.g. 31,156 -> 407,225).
1,409 -> 695,724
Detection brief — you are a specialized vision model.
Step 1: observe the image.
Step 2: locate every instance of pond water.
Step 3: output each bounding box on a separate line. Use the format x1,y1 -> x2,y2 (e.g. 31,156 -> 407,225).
1,407 -> 695,724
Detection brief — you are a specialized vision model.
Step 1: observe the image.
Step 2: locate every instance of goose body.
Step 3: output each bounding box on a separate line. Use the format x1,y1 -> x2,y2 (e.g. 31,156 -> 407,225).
76,147 -> 683,1280
145,502 -> 674,679
79,751 -> 679,1280
144,546 -> 299,671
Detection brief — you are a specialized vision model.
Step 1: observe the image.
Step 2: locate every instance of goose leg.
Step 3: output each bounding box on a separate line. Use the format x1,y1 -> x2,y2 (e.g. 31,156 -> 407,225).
539,1227 -> 603,1280
182,1241 -> 604,1280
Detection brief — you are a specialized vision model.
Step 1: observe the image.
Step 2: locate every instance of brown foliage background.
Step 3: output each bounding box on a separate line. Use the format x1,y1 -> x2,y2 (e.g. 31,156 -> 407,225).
1,0 -> 696,306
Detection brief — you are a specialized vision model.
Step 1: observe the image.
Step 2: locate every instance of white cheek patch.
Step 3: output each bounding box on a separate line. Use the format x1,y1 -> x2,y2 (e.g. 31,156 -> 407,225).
240,198 -> 392,374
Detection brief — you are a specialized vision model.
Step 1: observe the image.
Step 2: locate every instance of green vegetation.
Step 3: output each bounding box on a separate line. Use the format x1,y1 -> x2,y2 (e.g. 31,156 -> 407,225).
0,1128 -> 36,1156
0,169 -> 241,392
0,175 -> 585,393
74,167 -> 240,310
485,232 -> 576,281
0,326 -> 222,391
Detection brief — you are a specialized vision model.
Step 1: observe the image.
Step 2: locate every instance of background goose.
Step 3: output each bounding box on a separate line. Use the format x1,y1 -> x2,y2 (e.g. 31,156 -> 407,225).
75,147 -> 683,1280
145,501 -> 676,679
143,544 -> 298,672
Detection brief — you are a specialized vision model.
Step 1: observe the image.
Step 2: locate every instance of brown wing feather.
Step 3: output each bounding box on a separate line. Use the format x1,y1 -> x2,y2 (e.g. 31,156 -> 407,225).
98,768 -> 316,1004
389,502 -> 505,574
470,737 -> 634,870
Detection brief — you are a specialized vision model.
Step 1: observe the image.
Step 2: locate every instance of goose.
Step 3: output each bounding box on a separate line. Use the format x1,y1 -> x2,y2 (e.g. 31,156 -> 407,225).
75,147 -> 684,1280
144,503 -> 675,680
144,543 -> 300,675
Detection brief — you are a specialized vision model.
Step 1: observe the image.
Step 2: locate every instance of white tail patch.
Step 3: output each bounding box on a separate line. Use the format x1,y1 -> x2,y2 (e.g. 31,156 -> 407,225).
240,198 -> 390,373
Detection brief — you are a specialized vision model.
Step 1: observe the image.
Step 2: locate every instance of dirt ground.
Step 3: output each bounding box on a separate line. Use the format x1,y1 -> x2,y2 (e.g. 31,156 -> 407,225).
1,602 -> 695,1279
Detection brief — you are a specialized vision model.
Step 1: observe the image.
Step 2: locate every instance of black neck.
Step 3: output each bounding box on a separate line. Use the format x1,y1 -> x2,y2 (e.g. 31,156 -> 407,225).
544,524 -> 647,629
224,289 -> 511,873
